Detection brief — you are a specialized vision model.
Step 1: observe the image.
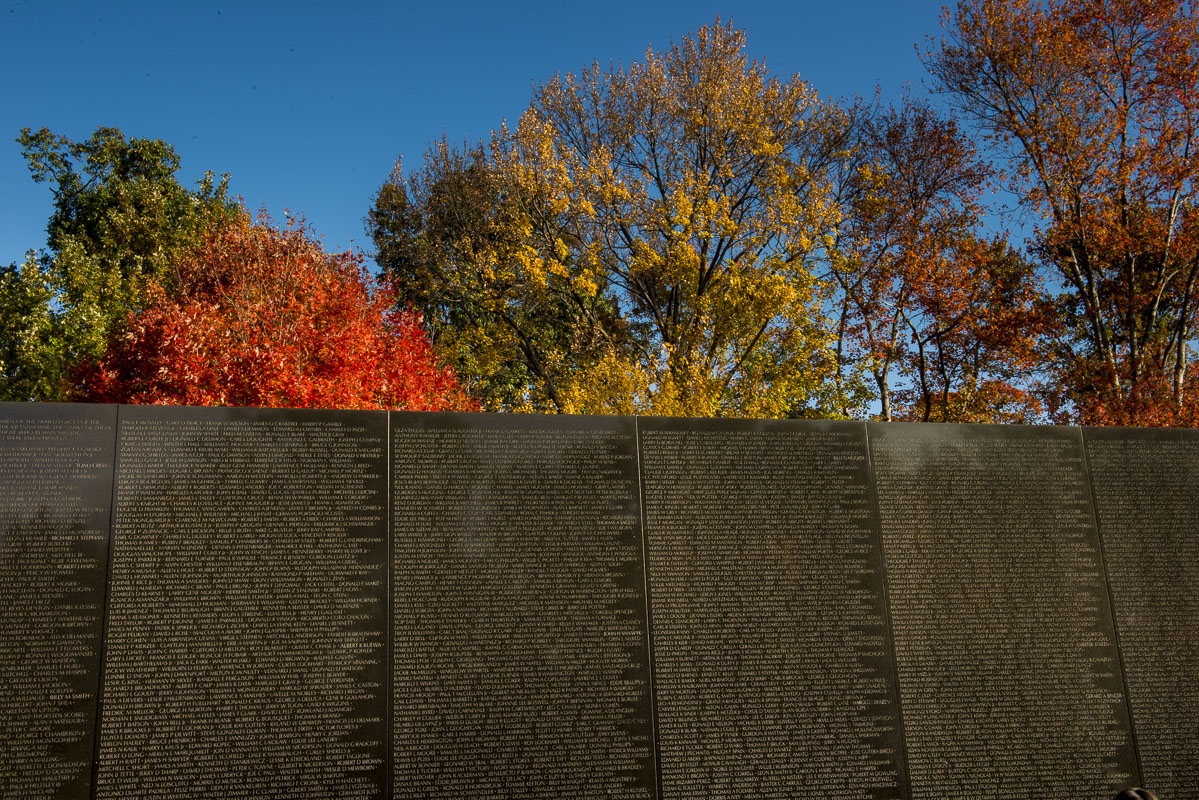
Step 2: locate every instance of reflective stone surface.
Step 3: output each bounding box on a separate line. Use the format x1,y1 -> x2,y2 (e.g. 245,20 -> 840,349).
95,405 -> 387,799
0,402 -> 115,800
1,404 -> 1195,800
869,422 -> 1137,798
1086,426 -> 1199,800
640,417 -> 905,800
390,412 -> 654,799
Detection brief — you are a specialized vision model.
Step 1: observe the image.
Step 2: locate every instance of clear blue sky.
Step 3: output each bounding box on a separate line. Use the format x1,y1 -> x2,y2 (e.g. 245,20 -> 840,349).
2,0 -> 955,271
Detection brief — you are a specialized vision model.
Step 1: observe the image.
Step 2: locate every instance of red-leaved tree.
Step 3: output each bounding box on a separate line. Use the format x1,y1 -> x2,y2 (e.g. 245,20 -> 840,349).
77,210 -> 476,411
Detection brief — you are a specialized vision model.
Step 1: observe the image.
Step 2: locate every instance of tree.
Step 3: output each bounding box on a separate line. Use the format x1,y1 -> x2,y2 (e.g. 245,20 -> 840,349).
369,141 -> 625,412
826,96 -> 1050,422
373,19 -> 868,417
0,254 -> 57,401
1,127 -> 236,400
77,210 -> 475,411
890,237 -> 1052,423
926,0 -> 1199,425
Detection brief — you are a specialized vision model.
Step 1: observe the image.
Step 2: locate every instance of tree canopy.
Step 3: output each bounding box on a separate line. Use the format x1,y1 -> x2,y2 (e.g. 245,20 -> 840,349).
925,0 -> 1199,424
373,20 -> 866,418
372,19 -> 1055,422
78,210 -> 474,411
825,96 -> 1050,423
2,127 -> 237,400
8,8 -> 1199,425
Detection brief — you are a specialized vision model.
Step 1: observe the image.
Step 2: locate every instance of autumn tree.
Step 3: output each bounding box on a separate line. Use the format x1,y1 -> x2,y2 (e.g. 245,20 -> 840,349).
77,210 -> 474,411
890,238 -> 1052,422
369,141 -> 625,412
1,127 -> 236,400
926,0 -> 1199,425
826,96 -> 1050,422
374,19 -> 867,417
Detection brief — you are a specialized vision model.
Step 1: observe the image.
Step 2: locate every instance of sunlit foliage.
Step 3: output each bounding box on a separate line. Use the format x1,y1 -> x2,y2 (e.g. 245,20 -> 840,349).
77,211 -> 475,411
374,20 -> 868,417
926,0 -> 1199,425
1,127 -> 236,400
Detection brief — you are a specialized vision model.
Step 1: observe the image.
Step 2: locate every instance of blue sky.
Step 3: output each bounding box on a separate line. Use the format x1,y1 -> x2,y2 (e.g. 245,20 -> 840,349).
2,1 -> 956,271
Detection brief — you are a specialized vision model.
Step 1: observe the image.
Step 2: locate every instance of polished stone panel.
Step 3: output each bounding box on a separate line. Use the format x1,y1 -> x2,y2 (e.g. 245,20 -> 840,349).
640,417 -> 906,800
94,405 -> 387,799
1086,426 -> 1199,800
869,422 -> 1137,798
0,402 -> 115,800
4,401 -> 1196,800
390,412 -> 655,799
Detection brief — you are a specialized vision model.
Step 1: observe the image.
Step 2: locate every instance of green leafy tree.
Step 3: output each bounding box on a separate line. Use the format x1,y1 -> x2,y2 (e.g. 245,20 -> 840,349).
0,254 -> 58,401
1,126 -> 236,400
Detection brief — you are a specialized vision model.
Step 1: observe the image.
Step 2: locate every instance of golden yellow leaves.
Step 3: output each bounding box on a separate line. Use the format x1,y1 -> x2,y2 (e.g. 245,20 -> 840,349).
494,18 -> 861,417
570,274 -> 599,297
374,18 -> 879,418
558,349 -> 727,418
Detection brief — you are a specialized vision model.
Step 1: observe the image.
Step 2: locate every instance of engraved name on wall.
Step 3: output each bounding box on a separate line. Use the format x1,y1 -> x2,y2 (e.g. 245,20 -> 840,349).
0,403 -> 115,800
1086,426 -> 1199,800
869,423 -> 1137,798
93,406 -> 387,799
390,413 -> 655,799
639,418 -> 906,800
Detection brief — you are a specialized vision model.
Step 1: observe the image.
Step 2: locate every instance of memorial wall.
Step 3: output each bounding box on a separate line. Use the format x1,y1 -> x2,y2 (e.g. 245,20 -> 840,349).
1,402 -> 1195,800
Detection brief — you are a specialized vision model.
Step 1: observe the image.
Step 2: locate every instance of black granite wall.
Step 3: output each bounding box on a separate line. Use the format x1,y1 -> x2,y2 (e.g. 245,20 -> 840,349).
1,403 -> 1195,799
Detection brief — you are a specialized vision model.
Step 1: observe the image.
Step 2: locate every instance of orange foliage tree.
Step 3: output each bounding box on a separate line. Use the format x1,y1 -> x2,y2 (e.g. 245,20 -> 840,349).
927,0 -> 1199,425
890,238 -> 1052,423
77,210 -> 475,411
828,97 -> 1051,422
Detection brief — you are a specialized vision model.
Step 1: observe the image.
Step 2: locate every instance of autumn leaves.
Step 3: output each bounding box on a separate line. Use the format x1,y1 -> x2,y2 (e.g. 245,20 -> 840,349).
926,0 -> 1199,424
78,211 -> 475,411
371,17 -> 1051,420
369,4 -> 1197,424
7,4 -> 1198,424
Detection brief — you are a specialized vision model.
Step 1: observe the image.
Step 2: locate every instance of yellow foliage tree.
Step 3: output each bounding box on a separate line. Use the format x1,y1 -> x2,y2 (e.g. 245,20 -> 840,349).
373,19 -> 869,417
